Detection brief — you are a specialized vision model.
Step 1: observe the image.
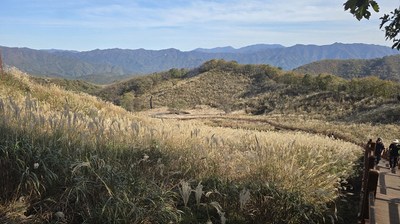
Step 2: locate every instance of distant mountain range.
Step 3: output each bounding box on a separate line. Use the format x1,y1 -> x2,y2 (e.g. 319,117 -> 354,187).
0,43 -> 399,80
0,46 -> 137,79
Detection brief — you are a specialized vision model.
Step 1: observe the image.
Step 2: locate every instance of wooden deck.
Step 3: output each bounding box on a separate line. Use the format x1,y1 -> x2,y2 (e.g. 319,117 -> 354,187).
374,159 -> 400,224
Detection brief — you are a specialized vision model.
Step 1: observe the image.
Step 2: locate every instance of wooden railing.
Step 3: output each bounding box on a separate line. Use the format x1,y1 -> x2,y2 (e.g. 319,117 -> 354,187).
358,139 -> 379,224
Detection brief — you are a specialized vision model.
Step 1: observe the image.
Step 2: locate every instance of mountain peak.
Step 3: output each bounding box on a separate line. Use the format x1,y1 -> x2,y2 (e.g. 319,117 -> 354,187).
193,46 -> 236,53
193,44 -> 285,53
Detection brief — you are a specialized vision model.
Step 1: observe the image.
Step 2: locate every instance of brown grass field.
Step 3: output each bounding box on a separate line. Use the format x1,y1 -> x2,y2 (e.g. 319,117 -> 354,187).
0,66 -> 397,223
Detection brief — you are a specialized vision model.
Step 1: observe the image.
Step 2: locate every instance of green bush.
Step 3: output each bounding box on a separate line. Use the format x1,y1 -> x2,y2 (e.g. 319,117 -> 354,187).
168,100 -> 188,113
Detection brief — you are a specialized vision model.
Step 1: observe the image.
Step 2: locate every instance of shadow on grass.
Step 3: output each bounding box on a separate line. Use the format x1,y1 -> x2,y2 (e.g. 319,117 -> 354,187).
335,156 -> 363,224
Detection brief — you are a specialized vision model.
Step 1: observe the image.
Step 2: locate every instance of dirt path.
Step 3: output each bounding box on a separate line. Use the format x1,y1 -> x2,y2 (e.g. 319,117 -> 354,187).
146,107 -> 363,146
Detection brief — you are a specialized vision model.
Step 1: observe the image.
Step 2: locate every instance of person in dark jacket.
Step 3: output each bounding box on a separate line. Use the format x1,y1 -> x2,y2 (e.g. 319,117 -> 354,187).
375,137 -> 385,166
389,139 -> 400,172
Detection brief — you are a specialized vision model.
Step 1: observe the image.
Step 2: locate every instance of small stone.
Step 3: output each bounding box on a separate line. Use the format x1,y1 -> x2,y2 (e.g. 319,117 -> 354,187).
54,211 -> 65,220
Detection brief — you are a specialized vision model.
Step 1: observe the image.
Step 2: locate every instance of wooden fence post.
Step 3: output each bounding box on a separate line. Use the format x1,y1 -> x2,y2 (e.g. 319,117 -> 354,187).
358,139 -> 379,224
361,169 -> 379,224
361,140 -> 375,201
369,192 -> 376,224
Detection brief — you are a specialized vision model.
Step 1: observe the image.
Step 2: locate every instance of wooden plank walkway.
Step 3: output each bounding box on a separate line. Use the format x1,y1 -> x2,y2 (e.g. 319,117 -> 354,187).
374,158 -> 400,224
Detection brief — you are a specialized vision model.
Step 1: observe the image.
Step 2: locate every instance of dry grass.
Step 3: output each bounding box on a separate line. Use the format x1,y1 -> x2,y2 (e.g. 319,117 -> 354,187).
0,68 -> 364,223
253,114 -> 400,145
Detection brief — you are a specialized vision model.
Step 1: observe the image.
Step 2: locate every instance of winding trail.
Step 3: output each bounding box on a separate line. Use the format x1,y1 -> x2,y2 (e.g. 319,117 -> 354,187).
375,159 -> 400,224
152,113 -> 363,146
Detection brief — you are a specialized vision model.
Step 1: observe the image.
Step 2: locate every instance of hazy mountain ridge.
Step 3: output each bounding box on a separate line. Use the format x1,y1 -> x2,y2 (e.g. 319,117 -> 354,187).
0,46 -> 138,79
53,48 -> 205,75
0,43 -> 399,81
53,43 -> 400,73
193,44 -> 285,53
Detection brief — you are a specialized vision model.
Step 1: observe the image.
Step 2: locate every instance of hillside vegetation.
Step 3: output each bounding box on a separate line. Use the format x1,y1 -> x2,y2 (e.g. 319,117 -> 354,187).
29,75 -> 101,94
44,43 -> 400,72
0,66 -> 381,224
92,59 -> 400,125
1,43 -> 398,81
292,54 -> 400,81
77,73 -> 142,85
2,61 -> 400,223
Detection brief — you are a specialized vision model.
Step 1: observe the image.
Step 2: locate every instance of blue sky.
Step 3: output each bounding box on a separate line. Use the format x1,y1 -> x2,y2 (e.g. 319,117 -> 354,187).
1,0 -> 399,51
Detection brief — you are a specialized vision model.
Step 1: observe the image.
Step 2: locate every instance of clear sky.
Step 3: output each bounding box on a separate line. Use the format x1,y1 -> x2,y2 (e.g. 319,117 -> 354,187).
1,0 -> 399,52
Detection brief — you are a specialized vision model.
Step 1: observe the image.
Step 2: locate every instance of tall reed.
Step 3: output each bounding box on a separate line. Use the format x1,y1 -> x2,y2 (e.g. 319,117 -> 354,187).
0,68 -> 363,223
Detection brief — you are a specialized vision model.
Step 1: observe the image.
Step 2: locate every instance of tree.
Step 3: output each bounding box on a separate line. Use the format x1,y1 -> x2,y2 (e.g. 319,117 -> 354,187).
199,59 -> 218,72
344,0 -> 400,49
302,74 -> 313,88
169,68 -> 181,78
280,72 -> 300,85
135,77 -> 153,95
180,68 -> 187,77
120,92 -> 135,111
315,74 -> 330,90
168,100 -> 187,113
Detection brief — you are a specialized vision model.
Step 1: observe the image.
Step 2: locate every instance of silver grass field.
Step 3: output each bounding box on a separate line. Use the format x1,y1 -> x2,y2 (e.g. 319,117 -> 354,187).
0,68 -> 378,223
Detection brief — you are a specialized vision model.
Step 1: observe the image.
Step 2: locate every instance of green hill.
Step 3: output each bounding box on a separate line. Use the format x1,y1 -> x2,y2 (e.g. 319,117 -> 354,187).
90,59 -> 400,124
77,73 -> 142,85
292,54 -> 400,81
29,76 -> 101,93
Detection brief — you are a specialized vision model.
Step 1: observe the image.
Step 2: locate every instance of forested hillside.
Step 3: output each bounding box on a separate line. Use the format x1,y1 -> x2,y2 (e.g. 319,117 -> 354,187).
292,54 -> 400,81
1,43 -> 398,82
0,46 -> 138,79
90,59 -> 400,124
52,43 -> 400,72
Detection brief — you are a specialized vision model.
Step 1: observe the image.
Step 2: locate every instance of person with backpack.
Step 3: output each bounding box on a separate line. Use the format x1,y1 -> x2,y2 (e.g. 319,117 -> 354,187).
375,137 -> 384,166
389,139 -> 400,172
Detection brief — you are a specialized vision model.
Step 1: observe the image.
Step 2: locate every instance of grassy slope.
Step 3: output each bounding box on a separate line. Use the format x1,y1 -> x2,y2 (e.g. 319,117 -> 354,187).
0,67 -> 368,224
129,68 -> 400,125
5,61 -> 400,223
144,70 -> 253,111
30,75 -> 102,94
31,57 -> 400,127
292,54 -> 400,81
30,59 -> 400,131
77,72 -> 141,85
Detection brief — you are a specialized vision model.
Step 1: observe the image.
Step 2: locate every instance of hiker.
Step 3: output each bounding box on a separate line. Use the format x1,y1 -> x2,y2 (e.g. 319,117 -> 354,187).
389,139 -> 400,172
375,137 -> 384,166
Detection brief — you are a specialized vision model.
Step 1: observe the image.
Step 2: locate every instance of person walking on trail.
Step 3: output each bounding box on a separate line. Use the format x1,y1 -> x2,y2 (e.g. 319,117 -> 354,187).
389,139 -> 400,172
375,137 -> 384,166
